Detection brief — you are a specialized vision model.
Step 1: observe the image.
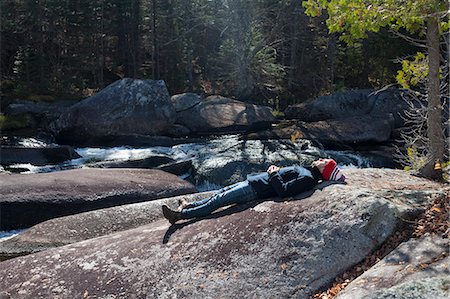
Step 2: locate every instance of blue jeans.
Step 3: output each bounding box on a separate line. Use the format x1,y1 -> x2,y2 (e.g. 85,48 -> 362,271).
180,181 -> 258,219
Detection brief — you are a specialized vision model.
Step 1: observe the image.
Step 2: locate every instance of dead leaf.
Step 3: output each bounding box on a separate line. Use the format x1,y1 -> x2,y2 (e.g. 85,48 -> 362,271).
431,207 -> 441,213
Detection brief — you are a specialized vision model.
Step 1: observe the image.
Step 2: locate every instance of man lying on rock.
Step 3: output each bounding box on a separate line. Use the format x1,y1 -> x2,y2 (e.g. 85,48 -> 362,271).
162,158 -> 345,224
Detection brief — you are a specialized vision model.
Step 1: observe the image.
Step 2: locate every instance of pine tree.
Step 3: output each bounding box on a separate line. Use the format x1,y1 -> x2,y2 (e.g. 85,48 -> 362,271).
303,0 -> 448,179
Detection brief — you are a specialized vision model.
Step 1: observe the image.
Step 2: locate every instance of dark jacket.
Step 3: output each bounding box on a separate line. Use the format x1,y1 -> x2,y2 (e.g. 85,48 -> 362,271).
247,165 -> 322,199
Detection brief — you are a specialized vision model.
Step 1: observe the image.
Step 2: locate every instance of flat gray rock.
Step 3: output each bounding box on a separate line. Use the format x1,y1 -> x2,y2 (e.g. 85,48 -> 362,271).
0,169 -> 443,298
0,192 -> 214,259
0,168 -> 196,229
336,235 -> 450,299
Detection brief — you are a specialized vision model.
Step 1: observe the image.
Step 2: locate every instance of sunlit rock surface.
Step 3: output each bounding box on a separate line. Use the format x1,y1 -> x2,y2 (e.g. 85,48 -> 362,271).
175,95 -> 275,134
0,169 -> 444,298
0,192 -> 214,258
181,134 -> 323,186
51,78 -> 176,145
170,93 -> 202,113
336,236 -> 449,299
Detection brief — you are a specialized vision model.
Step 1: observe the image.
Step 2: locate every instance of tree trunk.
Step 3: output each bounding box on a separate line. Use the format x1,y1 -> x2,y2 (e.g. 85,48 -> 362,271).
151,0 -> 160,79
184,0 -> 194,91
98,1 -> 104,87
131,0 -> 140,78
327,33 -> 337,89
37,1 -> 44,88
362,39 -> 370,87
186,47 -> 194,91
288,4 -> 300,91
116,1 -> 128,77
420,16 -> 444,179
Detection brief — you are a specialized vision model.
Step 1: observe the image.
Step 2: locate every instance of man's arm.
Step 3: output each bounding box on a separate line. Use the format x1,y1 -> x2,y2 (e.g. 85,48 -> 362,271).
268,171 -> 316,198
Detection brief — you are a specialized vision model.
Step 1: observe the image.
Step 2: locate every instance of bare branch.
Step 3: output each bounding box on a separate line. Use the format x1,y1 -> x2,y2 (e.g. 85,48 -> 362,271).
389,29 -> 427,48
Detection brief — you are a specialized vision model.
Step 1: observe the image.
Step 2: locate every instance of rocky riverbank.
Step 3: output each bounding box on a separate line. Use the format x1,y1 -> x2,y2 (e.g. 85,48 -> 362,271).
0,168 -> 446,298
2,78 -> 406,151
1,79 -> 446,298
1,79 -> 411,184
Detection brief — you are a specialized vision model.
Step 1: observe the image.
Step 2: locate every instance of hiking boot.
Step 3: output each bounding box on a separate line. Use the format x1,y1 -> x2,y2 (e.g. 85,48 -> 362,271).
162,205 -> 181,224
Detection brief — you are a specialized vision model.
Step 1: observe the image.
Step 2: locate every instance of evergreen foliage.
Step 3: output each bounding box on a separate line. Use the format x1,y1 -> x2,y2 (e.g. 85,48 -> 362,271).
303,0 -> 448,178
1,0 -> 417,103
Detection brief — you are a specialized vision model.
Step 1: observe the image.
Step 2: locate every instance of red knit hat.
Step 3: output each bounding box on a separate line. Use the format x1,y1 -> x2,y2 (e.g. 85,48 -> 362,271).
321,159 -> 345,182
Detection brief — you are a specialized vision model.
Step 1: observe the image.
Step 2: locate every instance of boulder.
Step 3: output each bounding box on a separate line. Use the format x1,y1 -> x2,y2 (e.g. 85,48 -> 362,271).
176,95 -> 275,134
0,146 -> 81,166
0,192 -> 214,260
85,134 -> 188,147
5,99 -> 76,118
352,145 -> 400,168
296,116 -> 393,146
368,89 -> 410,128
3,99 -> 77,133
88,155 -> 175,169
166,123 -> 191,137
336,236 -> 449,299
51,78 -> 176,145
157,159 -> 193,176
0,169 -> 443,298
87,157 -> 193,176
248,115 -> 393,148
171,93 -> 202,112
285,89 -> 408,128
0,168 -> 196,230
182,135 -> 322,187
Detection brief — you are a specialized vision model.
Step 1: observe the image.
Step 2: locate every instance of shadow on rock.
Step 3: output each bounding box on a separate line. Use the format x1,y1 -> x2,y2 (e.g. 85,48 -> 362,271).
163,200 -> 262,244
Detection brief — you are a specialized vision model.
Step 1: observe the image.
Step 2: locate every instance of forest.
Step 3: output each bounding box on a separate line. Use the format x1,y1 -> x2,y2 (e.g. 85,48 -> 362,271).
1,0 -> 419,106
0,2 -> 449,298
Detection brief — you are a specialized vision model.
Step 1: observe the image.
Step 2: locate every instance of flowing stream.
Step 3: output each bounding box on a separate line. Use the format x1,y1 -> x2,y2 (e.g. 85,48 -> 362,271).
0,230 -> 26,242
3,135 -> 373,175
